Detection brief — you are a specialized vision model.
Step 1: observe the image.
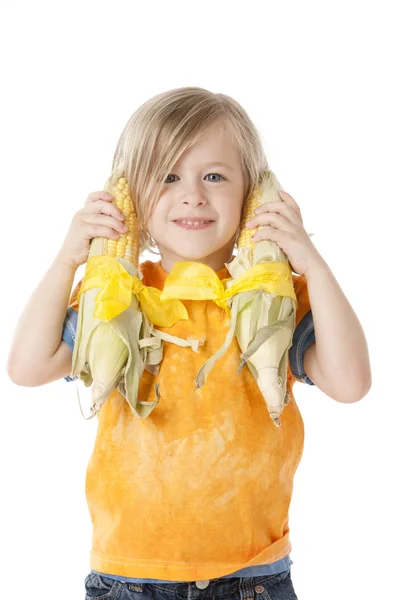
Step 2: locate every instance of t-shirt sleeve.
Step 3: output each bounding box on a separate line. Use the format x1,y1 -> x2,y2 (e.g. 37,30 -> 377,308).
288,274 -> 315,385
62,278 -> 83,382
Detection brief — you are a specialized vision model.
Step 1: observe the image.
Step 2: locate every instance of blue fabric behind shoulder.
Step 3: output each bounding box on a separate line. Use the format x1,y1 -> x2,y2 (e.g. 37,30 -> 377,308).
289,310 -> 315,385
62,307 -> 78,381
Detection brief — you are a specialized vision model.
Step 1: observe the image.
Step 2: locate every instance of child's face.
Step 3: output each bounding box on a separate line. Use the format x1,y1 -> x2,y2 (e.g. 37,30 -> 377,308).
146,124 -> 246,273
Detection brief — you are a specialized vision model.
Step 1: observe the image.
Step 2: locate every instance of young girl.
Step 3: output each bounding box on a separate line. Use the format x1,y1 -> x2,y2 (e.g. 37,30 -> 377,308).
8,87 -> 371,600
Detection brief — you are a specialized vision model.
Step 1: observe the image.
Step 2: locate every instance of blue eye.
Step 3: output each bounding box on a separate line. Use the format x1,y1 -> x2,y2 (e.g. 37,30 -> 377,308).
164,173 -> 225,183
206,173 -> 224,182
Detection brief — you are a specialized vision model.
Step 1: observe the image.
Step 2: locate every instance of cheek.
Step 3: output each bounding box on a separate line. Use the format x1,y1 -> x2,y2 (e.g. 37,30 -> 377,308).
146,203 -> 163,227
228,198 -> 244,223
145,213 -> 157,238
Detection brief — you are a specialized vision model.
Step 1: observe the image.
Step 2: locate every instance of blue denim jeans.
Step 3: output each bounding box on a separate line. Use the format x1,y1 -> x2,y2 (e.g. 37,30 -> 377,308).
84,569 -> 298,600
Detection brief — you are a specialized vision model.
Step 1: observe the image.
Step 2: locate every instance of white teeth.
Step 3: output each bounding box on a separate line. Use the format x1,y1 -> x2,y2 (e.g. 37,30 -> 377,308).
178,220 -> 209,225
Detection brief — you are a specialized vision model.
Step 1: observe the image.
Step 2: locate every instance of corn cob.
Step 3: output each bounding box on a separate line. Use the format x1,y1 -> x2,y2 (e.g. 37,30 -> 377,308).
70,169 -> 150,418
70,169 -> 199,420
234,170 -> 297,426
237,184 -> 264,250
104,177 -> 139,264
194,170 -> 297,427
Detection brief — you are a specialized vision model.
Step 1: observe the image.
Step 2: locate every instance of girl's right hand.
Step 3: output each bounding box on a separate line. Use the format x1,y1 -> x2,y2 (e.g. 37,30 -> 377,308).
58,191 -> 129,269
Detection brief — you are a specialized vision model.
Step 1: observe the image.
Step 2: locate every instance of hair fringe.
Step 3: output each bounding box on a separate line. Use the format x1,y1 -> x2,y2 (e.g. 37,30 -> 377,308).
107,87 -> 269,258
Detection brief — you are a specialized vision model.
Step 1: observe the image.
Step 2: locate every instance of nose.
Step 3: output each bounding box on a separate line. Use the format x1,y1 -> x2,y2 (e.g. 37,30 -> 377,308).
180,180 -> 208,207
182,197 -> 207,207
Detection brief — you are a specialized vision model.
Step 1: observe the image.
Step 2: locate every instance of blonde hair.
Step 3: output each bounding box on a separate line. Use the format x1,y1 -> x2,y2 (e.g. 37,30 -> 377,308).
110,87 -> 269,257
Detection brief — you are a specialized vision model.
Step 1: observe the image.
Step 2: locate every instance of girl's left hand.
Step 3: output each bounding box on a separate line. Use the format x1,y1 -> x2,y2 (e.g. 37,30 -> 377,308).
245,190 -> 322,277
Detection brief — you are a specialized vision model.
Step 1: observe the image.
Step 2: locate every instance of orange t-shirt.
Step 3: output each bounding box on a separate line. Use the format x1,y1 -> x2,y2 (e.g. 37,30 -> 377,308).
67,259 -> 312,581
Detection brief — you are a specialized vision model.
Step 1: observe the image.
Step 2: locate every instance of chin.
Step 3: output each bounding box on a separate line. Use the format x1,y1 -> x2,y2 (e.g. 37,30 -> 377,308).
167,242 -> 219,261
175,252 -> 211,262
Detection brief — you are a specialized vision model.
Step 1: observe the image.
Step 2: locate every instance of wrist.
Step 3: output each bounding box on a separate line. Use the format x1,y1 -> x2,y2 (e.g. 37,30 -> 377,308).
53,251 -> 80,274
304,252 -> 330,281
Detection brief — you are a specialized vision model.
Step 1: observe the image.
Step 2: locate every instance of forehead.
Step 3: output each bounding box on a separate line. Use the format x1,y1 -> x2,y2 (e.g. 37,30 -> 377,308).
174,126 -> 240,169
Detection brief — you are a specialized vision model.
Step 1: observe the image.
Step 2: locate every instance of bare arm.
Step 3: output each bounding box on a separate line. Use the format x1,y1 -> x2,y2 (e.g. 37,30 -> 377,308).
303,255 -> 372,403
7,189 -> 132,387
7,251 -> 78,386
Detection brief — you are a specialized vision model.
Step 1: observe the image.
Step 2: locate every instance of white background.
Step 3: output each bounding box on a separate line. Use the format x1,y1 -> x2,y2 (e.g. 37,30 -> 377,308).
1,1 -> 398,598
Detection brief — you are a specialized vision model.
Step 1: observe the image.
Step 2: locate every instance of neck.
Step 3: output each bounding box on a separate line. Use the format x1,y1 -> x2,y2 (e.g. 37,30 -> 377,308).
158,244 -> 237,275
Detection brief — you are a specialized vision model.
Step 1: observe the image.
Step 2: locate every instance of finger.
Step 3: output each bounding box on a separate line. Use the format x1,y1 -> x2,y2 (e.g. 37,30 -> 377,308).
83,213 -> 128,234
85,191 -> 114,205
254,202 -> 301,223
252,202 -> 299,226
86,199 -> 125,221
246,212 -> 289,231
277,190 -> 303,224
84,224 -> 121,241
251,225 -> 280,242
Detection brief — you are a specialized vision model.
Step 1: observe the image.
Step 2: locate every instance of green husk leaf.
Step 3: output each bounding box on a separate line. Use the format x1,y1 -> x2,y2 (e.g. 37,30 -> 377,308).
71,255 -> 203,420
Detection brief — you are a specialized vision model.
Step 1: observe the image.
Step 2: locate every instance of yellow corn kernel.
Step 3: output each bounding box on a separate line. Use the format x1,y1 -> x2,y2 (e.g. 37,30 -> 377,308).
104,177 -> 139,268
237,185 -> 264,253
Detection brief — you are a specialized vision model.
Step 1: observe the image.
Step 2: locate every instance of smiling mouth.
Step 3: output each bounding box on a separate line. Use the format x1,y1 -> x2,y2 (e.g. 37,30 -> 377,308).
173,220 -> 214,230
174,219 -> 213,224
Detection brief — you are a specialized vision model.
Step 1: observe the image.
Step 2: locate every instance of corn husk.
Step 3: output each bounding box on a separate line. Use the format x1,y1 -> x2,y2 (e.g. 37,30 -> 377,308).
70,167 -> 202,420
194,170 -> 298,428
